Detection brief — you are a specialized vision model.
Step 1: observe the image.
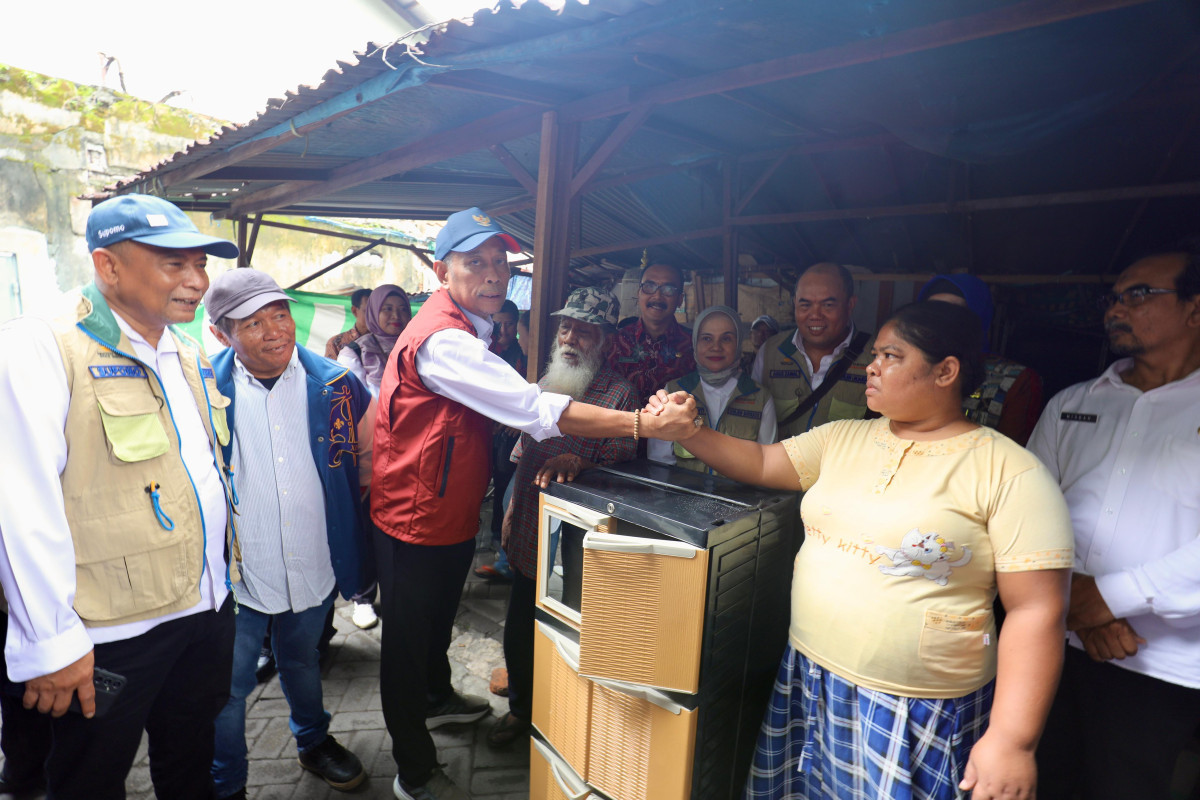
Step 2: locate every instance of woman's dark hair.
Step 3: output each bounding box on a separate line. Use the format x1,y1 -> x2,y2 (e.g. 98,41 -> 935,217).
883,301 -> 985,398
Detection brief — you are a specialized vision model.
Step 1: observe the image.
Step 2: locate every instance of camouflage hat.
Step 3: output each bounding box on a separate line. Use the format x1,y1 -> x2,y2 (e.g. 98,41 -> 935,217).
551,286 -> 620,329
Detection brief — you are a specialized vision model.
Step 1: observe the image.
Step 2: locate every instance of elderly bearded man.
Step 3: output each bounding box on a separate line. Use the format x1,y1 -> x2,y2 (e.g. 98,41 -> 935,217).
486,287 -> 637,749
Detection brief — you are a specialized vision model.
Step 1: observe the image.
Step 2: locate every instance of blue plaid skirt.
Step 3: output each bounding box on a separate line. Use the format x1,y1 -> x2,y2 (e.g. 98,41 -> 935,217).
743,645 -> 994,800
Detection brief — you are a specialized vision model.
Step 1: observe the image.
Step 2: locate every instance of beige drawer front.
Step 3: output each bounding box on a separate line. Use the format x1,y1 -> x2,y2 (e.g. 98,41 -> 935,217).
579,532 -> 709,693
530,736 -> 594,800
532,621 -> 591,774
586,677 -> 697,800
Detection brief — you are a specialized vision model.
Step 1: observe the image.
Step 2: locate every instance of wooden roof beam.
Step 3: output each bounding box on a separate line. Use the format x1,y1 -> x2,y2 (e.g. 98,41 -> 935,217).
488,144 -> 539,195
569,104 -> 655,198
732,180 -> 1200,226
224,103 -> 544,218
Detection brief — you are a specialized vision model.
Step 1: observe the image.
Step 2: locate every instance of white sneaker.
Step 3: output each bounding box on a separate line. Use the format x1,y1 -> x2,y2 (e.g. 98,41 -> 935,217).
351,602 -> 378,629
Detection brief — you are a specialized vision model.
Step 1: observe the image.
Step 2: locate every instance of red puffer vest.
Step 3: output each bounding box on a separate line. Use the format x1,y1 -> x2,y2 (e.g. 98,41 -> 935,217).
370,289 -> 492,546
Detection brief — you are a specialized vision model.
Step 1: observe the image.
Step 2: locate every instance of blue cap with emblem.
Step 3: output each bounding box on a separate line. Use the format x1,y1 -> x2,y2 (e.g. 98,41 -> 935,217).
86,194 -> 239,259
434,207 -> 520,262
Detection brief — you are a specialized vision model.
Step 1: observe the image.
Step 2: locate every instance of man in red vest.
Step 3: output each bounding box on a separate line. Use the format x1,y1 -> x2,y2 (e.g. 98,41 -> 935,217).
371,208 -> 680,800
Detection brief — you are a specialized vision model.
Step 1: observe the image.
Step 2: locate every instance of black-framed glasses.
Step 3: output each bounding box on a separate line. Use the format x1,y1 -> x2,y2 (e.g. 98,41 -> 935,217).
1096,284 -> 1178,311
639,280 -> 682,298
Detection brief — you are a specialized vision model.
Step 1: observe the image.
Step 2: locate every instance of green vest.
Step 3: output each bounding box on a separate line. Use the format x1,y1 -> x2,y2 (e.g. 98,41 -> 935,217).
667,372 -> 767,475
52,285 -> 237,628
760,329 -> 874,439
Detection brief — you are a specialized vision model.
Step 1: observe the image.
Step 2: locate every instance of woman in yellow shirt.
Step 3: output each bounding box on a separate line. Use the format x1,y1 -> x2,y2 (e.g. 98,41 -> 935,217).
649,301 -> 1073,800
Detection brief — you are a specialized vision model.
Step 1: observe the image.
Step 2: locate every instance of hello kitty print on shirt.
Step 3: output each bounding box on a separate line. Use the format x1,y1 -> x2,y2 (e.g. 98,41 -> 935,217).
877,528 -> 972,586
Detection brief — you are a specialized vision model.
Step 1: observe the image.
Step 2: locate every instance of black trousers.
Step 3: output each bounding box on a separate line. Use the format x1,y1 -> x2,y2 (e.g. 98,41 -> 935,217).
1036,644 -> 1200,800
41,596 -> 234,799
374,526 -> 475,785
0,614 -> 52,787
502,572 -> 537,722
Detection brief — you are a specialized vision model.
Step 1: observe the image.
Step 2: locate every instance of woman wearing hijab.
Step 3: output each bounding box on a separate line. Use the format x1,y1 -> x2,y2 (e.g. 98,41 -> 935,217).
337,284 -> 411,396
648,305 -> 777,475
918,274 -> 1043,445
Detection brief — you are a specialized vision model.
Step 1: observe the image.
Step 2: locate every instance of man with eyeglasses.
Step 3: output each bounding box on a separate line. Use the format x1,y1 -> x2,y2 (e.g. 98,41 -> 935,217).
1027,242 -> 1200,800
753,262 -> 874,438
607,262 -> 695,407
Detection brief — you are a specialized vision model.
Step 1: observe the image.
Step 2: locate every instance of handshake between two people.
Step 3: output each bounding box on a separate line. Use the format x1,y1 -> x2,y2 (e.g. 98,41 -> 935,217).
642,389 -> 705,440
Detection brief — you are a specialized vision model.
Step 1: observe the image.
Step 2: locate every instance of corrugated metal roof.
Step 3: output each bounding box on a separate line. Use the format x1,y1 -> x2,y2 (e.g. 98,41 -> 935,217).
111,0 -> 1200,280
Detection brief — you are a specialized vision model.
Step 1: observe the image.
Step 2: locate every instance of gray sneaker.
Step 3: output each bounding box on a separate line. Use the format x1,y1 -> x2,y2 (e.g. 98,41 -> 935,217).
393,769 -> 471,800
425,690 -> 491,729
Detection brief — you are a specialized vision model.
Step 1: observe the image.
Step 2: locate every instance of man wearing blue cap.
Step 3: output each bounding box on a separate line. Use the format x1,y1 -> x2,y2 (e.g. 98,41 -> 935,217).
371,208 -> 685,800
0,194 -> 240,799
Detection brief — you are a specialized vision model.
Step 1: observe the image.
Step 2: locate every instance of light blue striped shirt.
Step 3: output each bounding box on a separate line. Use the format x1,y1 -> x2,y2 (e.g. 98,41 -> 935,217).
229,348 -> 334,614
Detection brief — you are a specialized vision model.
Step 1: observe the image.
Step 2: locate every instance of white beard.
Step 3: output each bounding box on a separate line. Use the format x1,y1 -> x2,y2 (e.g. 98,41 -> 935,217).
541,338 -> 604,400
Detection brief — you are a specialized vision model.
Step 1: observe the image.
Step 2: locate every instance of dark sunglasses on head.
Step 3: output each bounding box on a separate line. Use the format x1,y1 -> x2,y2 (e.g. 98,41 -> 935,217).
1096,284 -> 1177,311
639,280 -> 682,298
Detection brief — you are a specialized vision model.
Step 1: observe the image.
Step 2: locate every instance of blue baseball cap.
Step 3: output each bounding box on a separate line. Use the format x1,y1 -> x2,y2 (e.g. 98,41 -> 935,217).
86,194 -> 239,258
433,207 -> 520,262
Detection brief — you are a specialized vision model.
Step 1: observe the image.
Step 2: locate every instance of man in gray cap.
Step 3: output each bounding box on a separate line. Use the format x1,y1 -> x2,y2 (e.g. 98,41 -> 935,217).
487,287 -> 637,749
205,268 -> 373,799
0,193 -> 240,799
371,209 -> 686,800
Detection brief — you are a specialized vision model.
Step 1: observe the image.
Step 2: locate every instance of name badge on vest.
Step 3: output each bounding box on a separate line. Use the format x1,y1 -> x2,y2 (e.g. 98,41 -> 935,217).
200,367 -> 215,380
88,365 -> 147,379
1060,412 -> 1098,423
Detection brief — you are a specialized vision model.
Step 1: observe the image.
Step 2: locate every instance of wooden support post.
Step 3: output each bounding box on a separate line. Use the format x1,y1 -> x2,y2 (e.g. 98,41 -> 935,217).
529,110 -> 579,381
722,158 -> 738,312
236,219 -> 249,268
245,215 -> 262,267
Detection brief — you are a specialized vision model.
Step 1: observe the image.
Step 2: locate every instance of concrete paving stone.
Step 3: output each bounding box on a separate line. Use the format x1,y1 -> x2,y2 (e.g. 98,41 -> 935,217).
246,714 -> 270,739
472,722 -> 532,769
320,677 -> 352,699
430,721 -> 478,749
337,632 -> 382,662
125,763 -> 153,794
470,597 -> 509,625
248,697 -> 295,718
287,772 -> 337,799
470,766 -> 530,796
134,731 -> 150,764
335,675 -> 378,714
328,710 -> 390,733
325,660 -> 380,679
438,745 -> 472,789
366,747 -> 397,779
249,716 -> 296,760
454,610 -> 501,638
247,756 -> 304,786
260,678 -> 287,700
247,783 -> 296,800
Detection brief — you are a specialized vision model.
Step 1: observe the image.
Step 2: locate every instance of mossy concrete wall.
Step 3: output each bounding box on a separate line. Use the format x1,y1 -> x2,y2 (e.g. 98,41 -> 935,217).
0,65 -> 435,320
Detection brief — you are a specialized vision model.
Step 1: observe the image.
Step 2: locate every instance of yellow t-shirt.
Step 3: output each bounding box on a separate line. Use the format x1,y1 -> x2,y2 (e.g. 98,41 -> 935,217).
784,417 -> 1073,698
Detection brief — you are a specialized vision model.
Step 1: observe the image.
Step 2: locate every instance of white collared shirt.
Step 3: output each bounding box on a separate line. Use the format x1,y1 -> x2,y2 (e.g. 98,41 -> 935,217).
1028,360 -> 1200,688
0,311 -> 228,681
228,348 -> 333,615
416,306 -> 571,441
752,325 -> 857,388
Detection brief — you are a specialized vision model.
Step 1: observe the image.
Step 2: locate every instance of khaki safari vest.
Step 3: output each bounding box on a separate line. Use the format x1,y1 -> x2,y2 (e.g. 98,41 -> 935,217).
52,285 -> 236,628
668,372 -> 767,475
761,328 -> 874,439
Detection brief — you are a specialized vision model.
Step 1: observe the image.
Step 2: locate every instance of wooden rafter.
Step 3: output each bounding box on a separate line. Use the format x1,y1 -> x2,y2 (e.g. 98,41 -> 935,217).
488,144 -> 539,195
569,104 -> 655,198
